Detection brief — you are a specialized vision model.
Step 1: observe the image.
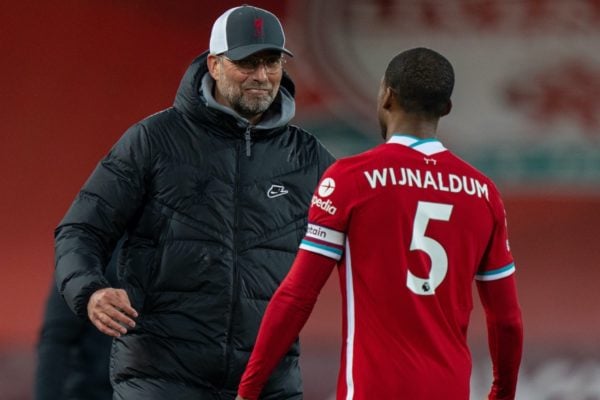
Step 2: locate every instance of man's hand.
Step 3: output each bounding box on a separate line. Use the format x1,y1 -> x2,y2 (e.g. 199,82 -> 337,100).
235,396 -> 249,400
87,288 -> 138,337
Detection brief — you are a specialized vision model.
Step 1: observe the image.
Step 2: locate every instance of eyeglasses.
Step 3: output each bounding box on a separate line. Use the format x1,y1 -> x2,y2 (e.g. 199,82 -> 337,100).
221,55 -> 285,74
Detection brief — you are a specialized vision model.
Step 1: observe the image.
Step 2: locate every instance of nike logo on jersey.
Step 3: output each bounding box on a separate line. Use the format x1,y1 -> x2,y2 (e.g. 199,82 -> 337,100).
267,184 -> 289,198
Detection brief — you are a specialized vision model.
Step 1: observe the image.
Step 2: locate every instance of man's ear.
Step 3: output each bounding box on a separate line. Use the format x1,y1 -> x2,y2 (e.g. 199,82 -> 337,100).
440,100 -> 452,117
207,54 -> 220,80
381,87 -> 395,111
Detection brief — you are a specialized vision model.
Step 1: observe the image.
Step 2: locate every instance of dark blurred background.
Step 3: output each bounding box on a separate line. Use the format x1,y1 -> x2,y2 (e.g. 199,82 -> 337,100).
1,1 -> 599,399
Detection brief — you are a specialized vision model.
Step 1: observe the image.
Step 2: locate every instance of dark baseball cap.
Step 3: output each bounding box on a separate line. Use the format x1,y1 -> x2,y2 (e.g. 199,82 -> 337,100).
209,5 -> 293,61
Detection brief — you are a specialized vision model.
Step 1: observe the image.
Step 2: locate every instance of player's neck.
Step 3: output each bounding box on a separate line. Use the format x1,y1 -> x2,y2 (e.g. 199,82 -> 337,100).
385,115 -> 439,141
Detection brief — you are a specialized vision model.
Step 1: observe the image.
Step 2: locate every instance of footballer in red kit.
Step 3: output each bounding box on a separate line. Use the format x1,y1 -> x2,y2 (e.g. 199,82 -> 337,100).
237,48 -> 522,400
301,134 -> 516,399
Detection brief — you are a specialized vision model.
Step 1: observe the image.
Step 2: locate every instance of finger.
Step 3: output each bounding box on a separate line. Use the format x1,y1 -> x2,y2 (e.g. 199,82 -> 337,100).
90,314 -> 124,337
115,304 -> 138,319
112,290 -> 139,318
100,310 -> 135,335
103,307 -> 137,329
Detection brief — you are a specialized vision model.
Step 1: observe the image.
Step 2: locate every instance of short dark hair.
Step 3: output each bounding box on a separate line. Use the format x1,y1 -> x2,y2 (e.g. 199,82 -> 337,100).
384,47 -> 454,118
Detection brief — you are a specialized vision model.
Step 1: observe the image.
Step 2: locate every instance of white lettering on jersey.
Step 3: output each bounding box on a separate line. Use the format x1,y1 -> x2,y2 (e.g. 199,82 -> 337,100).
363,167 -> 489,200
311,195 -> 338,215
363,168 -> 388,188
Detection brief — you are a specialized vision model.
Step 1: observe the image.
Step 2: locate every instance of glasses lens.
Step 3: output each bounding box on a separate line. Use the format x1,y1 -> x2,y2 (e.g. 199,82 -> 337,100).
235,58 -> 257,72
228,56 -> 283,73
264,56 -> 283,72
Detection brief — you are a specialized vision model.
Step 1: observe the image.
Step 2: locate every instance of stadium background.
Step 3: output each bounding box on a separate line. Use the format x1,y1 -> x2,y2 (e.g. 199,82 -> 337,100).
1,1 -> 599,398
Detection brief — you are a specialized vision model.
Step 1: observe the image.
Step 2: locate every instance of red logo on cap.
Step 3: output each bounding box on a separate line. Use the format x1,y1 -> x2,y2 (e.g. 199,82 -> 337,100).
254,18 -> 264,38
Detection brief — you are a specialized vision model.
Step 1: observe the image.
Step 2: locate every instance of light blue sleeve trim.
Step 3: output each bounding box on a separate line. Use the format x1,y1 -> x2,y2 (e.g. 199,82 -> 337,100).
475,262 -> 516,281
300,240 -> 344,261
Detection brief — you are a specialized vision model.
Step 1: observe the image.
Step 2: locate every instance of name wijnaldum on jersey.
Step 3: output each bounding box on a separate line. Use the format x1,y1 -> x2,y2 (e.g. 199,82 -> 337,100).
364,167 -> 489,200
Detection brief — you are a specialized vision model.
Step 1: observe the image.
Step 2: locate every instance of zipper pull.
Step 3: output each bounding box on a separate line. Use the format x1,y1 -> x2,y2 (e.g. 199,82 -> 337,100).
244,127 -> 252,157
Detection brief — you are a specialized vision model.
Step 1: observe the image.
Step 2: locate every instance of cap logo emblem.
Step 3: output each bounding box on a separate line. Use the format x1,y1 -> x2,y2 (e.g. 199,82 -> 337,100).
254,18 -> 264,38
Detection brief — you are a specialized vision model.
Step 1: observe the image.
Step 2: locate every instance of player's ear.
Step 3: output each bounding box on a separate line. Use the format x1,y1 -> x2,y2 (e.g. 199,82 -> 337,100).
440,100 -> 452,117
381,87 -> 395,111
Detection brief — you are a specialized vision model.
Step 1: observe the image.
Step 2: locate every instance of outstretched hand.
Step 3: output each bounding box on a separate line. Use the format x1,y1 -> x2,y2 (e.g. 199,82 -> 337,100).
87,288 -> 138,337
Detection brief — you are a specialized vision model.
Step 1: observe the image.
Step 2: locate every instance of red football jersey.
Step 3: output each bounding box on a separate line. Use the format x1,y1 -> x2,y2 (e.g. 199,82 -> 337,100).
299,134 -> 515,399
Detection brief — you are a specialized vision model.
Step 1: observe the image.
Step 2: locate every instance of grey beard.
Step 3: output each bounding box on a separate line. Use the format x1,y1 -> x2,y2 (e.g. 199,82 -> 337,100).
231,95 -> 273,119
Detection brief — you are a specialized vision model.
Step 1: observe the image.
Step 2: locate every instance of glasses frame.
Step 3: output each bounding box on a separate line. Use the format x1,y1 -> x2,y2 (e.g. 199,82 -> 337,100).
219,54 -> 286,75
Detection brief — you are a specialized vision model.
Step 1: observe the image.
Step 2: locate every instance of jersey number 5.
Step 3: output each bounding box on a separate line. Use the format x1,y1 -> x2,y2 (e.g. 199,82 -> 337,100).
406,201 -> 453,296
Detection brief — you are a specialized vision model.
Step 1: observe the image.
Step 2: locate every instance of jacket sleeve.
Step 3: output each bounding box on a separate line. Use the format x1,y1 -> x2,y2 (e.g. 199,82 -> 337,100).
54,123 -> 151,318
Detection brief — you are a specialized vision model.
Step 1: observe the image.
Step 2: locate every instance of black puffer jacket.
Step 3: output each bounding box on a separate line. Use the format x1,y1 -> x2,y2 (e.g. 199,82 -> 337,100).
55,51 -> 334,399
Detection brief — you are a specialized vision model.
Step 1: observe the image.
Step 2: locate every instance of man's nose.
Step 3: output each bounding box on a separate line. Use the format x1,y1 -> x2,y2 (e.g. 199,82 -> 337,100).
249,64 -> 269,80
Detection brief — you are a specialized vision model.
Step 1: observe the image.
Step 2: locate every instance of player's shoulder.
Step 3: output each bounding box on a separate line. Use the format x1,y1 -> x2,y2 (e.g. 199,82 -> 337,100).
446,151 -> 493,181
326,145 -> 384,175
445,150 -> 503,198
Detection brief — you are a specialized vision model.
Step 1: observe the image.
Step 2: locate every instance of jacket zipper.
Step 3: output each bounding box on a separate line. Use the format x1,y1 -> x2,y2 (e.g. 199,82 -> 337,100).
222,138 -> 243,388
244,126 -> 252,157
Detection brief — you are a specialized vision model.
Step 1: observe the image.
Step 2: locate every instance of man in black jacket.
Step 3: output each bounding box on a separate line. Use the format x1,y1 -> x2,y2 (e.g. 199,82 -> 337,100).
54,5 -> 334,400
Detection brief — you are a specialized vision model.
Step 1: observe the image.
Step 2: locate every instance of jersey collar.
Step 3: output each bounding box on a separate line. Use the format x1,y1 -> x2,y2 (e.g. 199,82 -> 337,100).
387,134 -> 447,156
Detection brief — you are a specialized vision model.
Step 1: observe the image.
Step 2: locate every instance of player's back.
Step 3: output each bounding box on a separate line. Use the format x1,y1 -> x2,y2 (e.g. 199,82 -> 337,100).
332,135 -> 512,399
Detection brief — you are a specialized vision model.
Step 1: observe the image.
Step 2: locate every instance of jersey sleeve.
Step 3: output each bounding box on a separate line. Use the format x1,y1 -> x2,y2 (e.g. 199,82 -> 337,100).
477,276 -> 523,400
475,185 -> 516,281
237,245 -> 337,399
476,185 -> 523,398
298,161 -> 355,261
